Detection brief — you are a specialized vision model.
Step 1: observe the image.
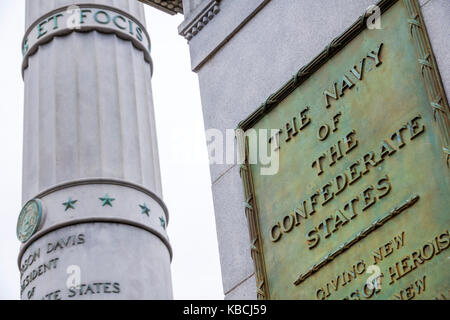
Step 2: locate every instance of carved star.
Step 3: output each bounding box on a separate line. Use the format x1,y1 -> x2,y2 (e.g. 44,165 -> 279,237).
62,197 -> 77,211
159,216 -> 166,230
99,194 -> 115,207
139,203 -> 150,217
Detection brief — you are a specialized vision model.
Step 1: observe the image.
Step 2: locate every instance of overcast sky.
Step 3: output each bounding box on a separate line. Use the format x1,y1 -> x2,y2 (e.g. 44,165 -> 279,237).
0,1 -> 223,299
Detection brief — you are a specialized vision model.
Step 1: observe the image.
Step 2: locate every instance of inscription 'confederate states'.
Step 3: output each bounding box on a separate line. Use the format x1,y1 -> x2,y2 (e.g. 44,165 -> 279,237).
270,114 -> 425,246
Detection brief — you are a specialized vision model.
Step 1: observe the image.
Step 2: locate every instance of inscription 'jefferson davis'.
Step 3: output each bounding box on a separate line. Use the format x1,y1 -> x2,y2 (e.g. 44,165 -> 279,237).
238,0 -> 450,300
20,232 -> 124,300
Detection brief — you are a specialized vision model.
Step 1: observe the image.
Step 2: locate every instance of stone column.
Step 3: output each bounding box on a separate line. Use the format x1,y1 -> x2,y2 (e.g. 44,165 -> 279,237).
17,0 -> 172,300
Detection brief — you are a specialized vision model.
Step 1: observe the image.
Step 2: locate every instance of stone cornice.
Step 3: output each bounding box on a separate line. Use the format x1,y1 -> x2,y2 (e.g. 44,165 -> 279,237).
138,0 -> 183,15
178,0 -> 221,41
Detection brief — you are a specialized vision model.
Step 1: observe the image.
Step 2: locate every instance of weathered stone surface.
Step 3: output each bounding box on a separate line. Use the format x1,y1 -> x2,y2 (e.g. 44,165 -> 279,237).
197,0 -> 378,183
20,223 -> 172,300
20,0 -> 171,299
420,0 -> 450,98
211,165 -> 254,294
225,274 -> 256,300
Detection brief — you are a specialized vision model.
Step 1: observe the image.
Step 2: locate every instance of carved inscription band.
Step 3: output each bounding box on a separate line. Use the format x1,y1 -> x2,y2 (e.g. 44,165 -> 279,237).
33,177 -> 169,222
21,4 -> 153,77
17,178 -> 173,268
17,218 -> 173,270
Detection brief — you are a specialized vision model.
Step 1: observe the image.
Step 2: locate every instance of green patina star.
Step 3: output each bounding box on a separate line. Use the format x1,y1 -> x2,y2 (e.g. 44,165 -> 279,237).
159,216 -> 166,230
139,203 -> 150,217
62,197 -> 77,211
99,194 -> 115,207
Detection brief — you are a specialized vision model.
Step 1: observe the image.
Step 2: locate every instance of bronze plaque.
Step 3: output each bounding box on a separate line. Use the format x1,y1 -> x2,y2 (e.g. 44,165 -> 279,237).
238,0 -> 449,300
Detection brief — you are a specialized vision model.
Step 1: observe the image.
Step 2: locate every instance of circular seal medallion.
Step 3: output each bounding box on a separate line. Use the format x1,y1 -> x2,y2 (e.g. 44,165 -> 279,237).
17,199 -> 42,243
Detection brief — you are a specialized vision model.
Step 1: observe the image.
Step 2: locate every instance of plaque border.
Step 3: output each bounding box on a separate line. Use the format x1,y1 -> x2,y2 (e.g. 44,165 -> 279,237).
236,0 -> 450,300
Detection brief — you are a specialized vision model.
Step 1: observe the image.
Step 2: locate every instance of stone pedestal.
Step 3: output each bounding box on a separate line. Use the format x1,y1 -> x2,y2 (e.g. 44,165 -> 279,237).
178,0 -> 450,299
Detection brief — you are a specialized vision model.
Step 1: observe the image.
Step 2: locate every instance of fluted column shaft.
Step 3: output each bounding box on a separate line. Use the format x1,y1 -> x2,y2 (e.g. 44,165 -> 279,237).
18,0 -> 172,300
